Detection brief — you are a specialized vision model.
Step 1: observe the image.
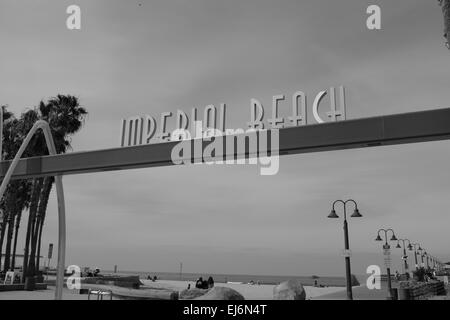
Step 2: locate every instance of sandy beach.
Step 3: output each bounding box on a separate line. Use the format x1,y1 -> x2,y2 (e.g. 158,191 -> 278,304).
0,279 -> 347,300
141,279 -> 347,300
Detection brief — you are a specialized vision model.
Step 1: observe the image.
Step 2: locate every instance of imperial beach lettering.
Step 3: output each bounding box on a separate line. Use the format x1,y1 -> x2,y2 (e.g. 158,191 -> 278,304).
119,86 -> 347,147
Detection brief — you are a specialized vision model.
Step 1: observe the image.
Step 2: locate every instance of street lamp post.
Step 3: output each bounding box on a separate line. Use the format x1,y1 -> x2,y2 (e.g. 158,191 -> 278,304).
411,243 -> 422,271
396,239 -> 412,275
418,248 -> 425,268
328,199 -> 362,300
375,228 -> 398,300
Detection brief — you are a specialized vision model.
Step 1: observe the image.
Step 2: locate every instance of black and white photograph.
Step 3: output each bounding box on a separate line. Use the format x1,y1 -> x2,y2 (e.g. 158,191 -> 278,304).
0,0 -> 450,310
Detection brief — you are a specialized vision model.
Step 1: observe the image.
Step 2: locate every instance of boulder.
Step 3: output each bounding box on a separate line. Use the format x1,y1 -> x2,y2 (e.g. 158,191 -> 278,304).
194,287 -> 245,300
179,288 -> 209,300
273,280 -> 306,300
82,275 -> 142,289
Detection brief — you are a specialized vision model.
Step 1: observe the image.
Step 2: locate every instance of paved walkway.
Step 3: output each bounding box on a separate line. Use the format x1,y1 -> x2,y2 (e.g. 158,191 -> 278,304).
0,287 -> 119,300
313,281 -> 394,300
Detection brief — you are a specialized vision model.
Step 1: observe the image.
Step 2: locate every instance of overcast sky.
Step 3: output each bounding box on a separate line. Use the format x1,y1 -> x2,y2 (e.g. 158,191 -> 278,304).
1,0 -> 449,277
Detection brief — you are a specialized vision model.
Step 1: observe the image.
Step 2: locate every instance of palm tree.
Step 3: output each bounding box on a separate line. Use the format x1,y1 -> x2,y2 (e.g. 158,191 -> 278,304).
0,96 -> 87,287
11,180 -> 32,269
22,177 -> 43,284
2,182 -> 19,273
35,96 -> 87,272
24,95 -> 87,284
1,118 -> 22,273
0,107 -> 23,272
439,0 -> 450,48
11,212 -> 22,270
0,203 -> 9,271
17,109 -> 45,284
0,105 -> 15,265
35,176 -> 54,271
0,210 -> 6,270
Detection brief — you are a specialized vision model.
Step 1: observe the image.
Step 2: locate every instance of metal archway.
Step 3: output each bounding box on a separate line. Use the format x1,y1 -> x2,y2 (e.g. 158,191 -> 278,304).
0,120 -> 65,300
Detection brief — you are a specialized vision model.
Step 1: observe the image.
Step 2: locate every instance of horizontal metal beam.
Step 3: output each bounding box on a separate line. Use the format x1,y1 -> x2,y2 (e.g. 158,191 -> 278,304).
1,107 -> 450,180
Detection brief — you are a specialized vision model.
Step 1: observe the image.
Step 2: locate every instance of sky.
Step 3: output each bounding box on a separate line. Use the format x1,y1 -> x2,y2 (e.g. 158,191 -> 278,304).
1,0 -> 449,278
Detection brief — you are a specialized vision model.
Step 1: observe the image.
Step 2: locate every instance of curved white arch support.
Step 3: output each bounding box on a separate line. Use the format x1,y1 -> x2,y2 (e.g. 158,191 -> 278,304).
312,90 -> 327,124
0,120 -> 65,300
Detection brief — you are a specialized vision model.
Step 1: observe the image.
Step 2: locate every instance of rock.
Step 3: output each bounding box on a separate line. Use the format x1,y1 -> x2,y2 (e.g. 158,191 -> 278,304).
82,275 -> 142,289
179,288 -> 210,299
194,287 -> 245,300
273,280 -> 306,300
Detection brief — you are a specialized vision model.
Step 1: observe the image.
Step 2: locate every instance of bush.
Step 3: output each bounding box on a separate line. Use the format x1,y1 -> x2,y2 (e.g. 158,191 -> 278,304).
413,267 -> 427,282
398,280 -> 420,289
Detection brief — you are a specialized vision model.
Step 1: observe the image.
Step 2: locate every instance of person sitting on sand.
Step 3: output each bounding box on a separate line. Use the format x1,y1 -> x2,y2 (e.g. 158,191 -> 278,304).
207,276 -> 214,288
195,277 -> 204,289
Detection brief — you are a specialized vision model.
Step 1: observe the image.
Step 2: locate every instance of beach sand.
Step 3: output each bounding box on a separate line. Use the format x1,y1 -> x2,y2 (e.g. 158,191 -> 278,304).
0,279 -> 346,300
141,279 -> 346,300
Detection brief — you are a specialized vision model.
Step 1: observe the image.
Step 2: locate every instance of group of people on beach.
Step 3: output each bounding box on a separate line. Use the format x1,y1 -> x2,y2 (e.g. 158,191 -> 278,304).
194,276 -> 214,289
146,275 -> 158,282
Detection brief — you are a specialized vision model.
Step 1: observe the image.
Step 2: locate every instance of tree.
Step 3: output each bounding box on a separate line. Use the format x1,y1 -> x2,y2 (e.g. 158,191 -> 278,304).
439,0 -> 450,48
2,182 -> 19,273
0,105 -> 14,272
0,97 -> 86,286
17,109 -> 45,284
24,95 -> 87,283
0,107 -> 28,273
11,180 -> 32,269
35,176 -> 54,271
0,201 -> 9,271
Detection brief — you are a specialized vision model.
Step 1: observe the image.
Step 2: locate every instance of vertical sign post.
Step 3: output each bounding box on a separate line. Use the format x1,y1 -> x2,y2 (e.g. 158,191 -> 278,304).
383,244 -> 393,299
46,243 -> 53,281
